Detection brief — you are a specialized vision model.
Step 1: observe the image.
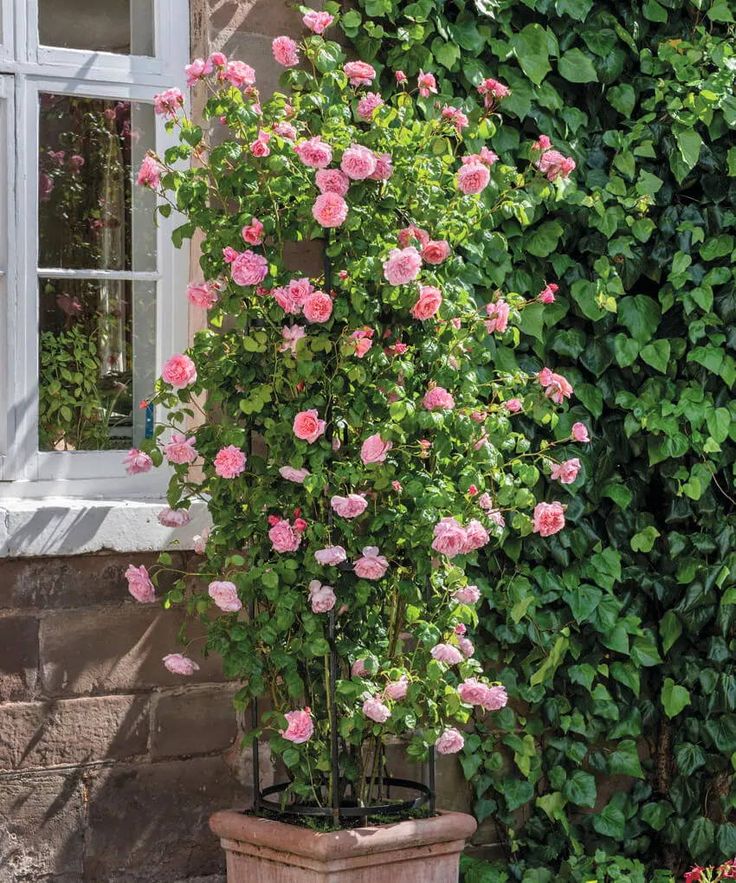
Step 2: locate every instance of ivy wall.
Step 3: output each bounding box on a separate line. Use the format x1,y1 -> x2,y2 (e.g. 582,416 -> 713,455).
341,0 -> 736,879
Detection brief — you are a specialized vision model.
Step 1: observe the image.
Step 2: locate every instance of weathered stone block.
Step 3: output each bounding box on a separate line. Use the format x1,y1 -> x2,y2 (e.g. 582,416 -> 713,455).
152,686 -> 238,759
0,616 -> 39,701
208,0 -> 322,40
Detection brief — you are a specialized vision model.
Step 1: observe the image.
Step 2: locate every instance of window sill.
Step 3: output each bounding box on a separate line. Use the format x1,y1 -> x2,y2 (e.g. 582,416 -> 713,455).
0,497 -> 211,558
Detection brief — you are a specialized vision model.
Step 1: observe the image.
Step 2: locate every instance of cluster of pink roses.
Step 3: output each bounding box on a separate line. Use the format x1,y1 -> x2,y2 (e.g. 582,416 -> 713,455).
533,135 -> 576,182
432,516 -> 491,558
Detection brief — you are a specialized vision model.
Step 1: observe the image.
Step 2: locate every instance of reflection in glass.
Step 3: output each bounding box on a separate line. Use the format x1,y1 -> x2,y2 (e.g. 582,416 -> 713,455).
38,94 -> 156,271
38,279 -> 156,451
38,0 -> 155,55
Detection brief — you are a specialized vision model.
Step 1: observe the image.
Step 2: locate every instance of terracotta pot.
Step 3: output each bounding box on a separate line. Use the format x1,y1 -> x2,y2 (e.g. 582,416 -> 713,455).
210,809 -> 477,882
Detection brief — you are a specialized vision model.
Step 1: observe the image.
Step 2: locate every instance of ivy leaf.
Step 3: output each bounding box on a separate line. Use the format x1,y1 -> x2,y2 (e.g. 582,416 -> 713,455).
618,295 -> 661,344
511,24 -> 552,86
593,802 -> 626,839
525,221 -> 564,257
503,778 -> 534,811
563,770 -> 597,807
687,818 -> 715,862
608,739 -> 644,778
640,339 -> 671,373
643,0 -> 668,21
555,0 -> 593,19
641,801 -> 674,831
613,334 -> 639,367
661,677 -> 691,718
659,610 -> 682,654
675,742 -> 706,775
672,128 -> 703,182
607,83 -> 636,117
564,584 -> 603,624
631,526 -> 660,553
708,0 -> 735,21
558,49 -> 598,83
431,39 -> 461,69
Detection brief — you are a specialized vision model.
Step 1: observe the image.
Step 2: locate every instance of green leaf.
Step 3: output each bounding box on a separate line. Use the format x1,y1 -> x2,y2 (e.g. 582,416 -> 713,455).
642,801 -> 674,832
503,778 -> 534,811
661,678 -> 691,718
593,802 -> 626,839
608,739 -> 644,778
607,84 -> 636,117
564,584 -> 603,624
659,610 -> 682,654
640,339 -> 671,373
525,221 -> 564,257
555,0 -> 593,19
432,40 -> 461,69
613,334 -> 639,367
558,49 -> 598,83
511,24 -> 551,86
618,295 -> 661,344
687,818 -> 715,862
643,0 -> 667,21
708,0 -> 735,21
631,526 -> 660,553
675,742 -> 706,775
672,128 -> 703,181
562,770 -> 597,808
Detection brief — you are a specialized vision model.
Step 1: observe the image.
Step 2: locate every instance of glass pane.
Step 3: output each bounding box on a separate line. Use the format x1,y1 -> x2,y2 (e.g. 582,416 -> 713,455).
39,0 -> 154,55
38,279 -> 156,451
38,94 -> 157,271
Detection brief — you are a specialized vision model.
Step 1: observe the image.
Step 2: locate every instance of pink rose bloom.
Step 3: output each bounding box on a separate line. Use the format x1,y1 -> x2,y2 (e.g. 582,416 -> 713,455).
295,136 -> 333,168
163,653 -> 199,676
274,122 -> 297,140
192,528 -> 209,555
136,155 -> 163,188
432,517 -> 467,558
537,149 -> 576,181
164,433 -> 197,465
463,519 -> 490,552
485,300 -> 510,334
231,250 -> 268,287
360,434 -> 392,464
222,246 -> 238,264
250,131 -> 271,157
458,678 -> 490,706
153,87 -> 183,117
357,92 -> 384,120
551,458 -> 581,485
352,658 -> 370,677
331,494 -> 368,518
572,422 -> 590,443
422,240 -> 451,265
417,70 -> 437,97
316,169 -> 350,196
158,507 -> 191,528
242,217 -> 264,245
281,708 -> 314,743
279,465 -> 310,483
185,57 -> 211,86
454,585 -> 481,605
505,399 -> 523,414
457,161 -> 490,195
383,247 -> 422,285
354,546 -> 389,580
213,445 -> 246,479
288,277 -> 314,307
481,685 -> 508,711
395,70 -> 408,84
123,448 -> 153,475
411,285 -> 442,320
272,35 -> 299,67
208,51 -> 227,68
308,580 -> 336,613
351,328 -> 373,358
302,291 -> 333,323
436,728 -> 465,755
384,676 -> 409,701
303,10 -> 334,33
488,509 -> 506,529
532,501 -> 566,537
459,637 -> 475,658
293,409 -> 326,443
366,150 -> 393,181
341,144 -> 377,180
343,61 -> 376,86
224,60 -> 255,88
280,324 -> 306,354
186,281 -> 219,309
533,135 -> 553,152
208,580 -> 242,613
423,386 -> 455,411
441,104 -> 469,133
431,643 -> 463,665
538,368 -> 573,404
314,545 -> 347,567
397,225 -> 430,248
312,192 -> 348,227
477,77 -> 510,108
125,564 -> 155,603
363,695 -> 391,723
538,282 -> 559,304
269,518 -> 303,553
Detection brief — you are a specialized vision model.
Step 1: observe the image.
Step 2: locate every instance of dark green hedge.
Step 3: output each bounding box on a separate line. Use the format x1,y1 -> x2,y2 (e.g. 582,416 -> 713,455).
341,0 -> 736,878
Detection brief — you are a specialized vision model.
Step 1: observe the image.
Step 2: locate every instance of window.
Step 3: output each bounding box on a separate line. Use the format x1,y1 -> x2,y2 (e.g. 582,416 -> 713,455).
0,0 -> 189,497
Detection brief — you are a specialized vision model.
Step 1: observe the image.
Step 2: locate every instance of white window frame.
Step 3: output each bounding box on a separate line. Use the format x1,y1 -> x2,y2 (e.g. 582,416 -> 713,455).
0,0 -> 190,499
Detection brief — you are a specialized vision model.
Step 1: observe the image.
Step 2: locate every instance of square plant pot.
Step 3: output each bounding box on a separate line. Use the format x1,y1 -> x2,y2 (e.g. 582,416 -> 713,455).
210,809 -> 477,883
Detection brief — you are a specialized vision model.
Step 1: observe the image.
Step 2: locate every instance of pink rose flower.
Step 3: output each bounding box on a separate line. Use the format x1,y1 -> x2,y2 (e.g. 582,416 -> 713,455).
422,240 -> 451,265
213,445 -> 247,479
536,149 -> 576,181
269,518 -> 303,553
274,122 -> 297,140
293,409 -> 326,443
341,143 -> 377,180
185,57 -> 211,86
343,61 -> 376,87
208,580 -> 242,613
383,247 -> 422,285
242,217 -> 264,245
331,494 -> 368,518
153,87 -> 183,117
295,136 -> 333,168
459,637 -> 475,658
272,285 -> 299,314
302,290 -> 333,323
125,564 -> 155,603
280,324 -> 306,354
551,458 -> 581,485
123,448 -> 153,475
532,501 -> 566,537
457,161 -> 490,195
186,281 -> 219,309
441,104 -> 469,133
432,517 -> 467,558
222,246 -> 238,263
463,519 -> 490,553
354,546 -> 389,580
436,728 -> 465,755
538,368 -> 573,404
363,695 -> 391,723
314,545 -> 347,567
485,300 -> 510,334
431,643 -> 463,665
224,59 -> 255,88
538,282 -> 559,304
533,135 -> 553,151
280,465 -> 310,484
453,585 -> 481,605
505,399 -> 523,414
250,131 -> 271,157
572,422 -> 590,443
192,528 -> 209,555
457,678 -> 490,706
308,580 -> 336,613
312,192 -> 348,227
477,77 -> 510,108
368,151 -> 394,180
208,51 -> 227,68
397,225 -> 430,248
315,169 -> 350,196
164,433 -> 198,465
158,507 -> 191,528
136,155 -> 163,188
417,71 -> 437,98
357,92 -> 384,120
481,684 -> 508,711
395,70 -> 408,85
163,653 -> 199,676
360,434 -> 392,464
352,658 -> 370,677
303,10 -> 334,33
351,328 -> 373,358
411,285 -> 442,320
423,386 -> 455,411
272,36 -> 299,67
384,675 -> 409,701
231,250 -> 268,287
280,708 -> 314,743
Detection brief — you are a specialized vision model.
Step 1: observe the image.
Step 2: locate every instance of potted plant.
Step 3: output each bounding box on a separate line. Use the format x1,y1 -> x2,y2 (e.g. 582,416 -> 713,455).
124,8 -> 582,881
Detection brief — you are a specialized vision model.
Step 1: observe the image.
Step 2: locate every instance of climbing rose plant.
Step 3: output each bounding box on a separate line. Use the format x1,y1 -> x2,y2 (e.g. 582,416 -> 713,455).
124,11 -> 584,811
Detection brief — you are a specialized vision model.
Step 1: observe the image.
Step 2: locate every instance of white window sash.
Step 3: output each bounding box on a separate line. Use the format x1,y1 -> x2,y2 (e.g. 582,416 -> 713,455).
0,0 -> 13,61
0,75 -> 13,480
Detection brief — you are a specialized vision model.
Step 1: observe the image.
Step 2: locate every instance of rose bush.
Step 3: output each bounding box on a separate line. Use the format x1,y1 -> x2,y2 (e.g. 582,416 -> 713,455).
124,10 -> 584,814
